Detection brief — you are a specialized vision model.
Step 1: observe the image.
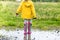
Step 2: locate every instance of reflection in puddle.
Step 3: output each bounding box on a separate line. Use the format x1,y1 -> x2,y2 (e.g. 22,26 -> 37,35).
24,34 -> 31,40
0,29 -> 60,40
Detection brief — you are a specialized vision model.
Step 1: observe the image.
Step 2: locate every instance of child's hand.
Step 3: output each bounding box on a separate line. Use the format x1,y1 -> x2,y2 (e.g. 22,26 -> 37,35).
16,13 -> 18,16
33,18 -> 37,19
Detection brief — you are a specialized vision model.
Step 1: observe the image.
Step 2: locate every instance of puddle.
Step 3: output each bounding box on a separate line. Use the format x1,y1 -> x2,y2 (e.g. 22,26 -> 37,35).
0,29 -> 60,40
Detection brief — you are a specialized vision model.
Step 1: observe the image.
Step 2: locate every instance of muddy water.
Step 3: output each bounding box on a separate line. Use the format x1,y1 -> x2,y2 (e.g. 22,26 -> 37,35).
0,29 -> 60,40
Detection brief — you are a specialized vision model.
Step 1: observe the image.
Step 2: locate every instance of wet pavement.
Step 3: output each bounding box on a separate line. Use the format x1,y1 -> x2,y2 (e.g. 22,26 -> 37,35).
0,29 -> 60,40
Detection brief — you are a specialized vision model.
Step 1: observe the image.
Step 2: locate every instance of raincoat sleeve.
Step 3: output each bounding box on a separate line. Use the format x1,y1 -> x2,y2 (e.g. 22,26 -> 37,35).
16,2 -> 23,13
31,2 -> 36,18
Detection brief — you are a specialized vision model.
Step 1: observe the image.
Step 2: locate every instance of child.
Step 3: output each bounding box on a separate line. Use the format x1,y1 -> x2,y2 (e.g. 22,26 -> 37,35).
16,0 -> 36,40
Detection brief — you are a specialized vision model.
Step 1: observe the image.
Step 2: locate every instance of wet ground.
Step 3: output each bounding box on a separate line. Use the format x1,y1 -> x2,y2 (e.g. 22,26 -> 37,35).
0,29 -> 60,40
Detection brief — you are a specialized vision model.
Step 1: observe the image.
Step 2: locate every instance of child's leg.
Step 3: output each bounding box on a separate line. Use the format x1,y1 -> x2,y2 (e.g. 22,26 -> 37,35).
24,20 -> 27,40
24,20 -> 27,35
28,19 -> 32,34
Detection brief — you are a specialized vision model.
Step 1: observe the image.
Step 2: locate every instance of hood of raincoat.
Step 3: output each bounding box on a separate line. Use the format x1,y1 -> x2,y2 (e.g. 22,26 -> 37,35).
24,2 -> 31,8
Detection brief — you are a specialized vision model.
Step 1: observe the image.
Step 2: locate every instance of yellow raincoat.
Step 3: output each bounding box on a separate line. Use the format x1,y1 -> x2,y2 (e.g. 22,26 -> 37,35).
16,0 -> 36,19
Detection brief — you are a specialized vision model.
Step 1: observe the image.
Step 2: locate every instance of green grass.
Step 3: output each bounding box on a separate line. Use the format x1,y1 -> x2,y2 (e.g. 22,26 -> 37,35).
0,1 -> 60,30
